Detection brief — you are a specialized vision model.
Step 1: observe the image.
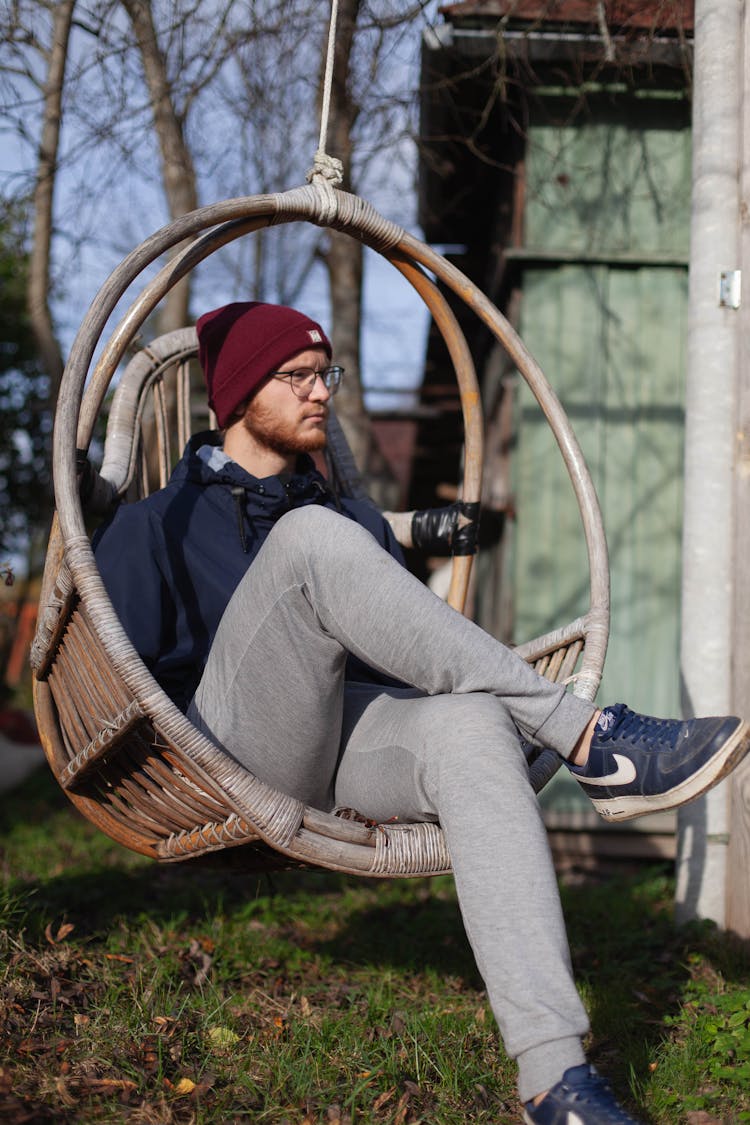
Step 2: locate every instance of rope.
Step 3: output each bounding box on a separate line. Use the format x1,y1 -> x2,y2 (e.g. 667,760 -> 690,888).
307,0 -> 344,190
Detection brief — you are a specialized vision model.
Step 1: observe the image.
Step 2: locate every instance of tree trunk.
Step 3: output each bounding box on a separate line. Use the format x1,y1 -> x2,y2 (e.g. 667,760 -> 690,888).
318,0 -> 397,506
120,0 -> 198,335
24,0 -> 76,578
120,0 -> 200,483
28,0 -> 75,401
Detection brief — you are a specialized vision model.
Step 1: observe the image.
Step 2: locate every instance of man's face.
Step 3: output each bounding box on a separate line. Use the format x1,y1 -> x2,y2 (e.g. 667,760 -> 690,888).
239,346 -> 331,457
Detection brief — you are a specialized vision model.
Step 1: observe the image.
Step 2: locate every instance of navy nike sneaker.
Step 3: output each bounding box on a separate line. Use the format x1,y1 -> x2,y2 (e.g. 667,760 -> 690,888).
568,703 -> 750,821
523,1064 -> 642,1124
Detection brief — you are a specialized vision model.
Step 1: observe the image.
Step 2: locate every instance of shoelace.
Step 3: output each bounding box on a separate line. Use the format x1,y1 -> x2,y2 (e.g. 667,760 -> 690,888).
564,1070 -> 640,1124
598,704 -> 683,751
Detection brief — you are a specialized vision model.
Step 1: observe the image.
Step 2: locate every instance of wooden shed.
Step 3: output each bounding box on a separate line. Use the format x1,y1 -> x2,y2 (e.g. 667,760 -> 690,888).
415,0 -> 695,860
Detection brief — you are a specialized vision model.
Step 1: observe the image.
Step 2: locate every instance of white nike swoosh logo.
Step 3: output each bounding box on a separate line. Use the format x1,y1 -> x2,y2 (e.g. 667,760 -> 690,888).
580,753 -> 637,787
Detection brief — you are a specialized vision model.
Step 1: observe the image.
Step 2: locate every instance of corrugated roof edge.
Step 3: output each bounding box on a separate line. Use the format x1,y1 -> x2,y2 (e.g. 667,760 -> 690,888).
438,0 -> 694,34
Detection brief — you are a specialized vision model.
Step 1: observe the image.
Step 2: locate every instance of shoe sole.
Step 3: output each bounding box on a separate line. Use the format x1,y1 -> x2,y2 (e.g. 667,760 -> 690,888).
587,719 -> 750,822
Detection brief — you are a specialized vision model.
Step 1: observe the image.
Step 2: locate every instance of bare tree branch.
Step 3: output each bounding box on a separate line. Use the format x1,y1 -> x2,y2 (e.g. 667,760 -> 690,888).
120,0 -> 198,333
27,0 -> 75,398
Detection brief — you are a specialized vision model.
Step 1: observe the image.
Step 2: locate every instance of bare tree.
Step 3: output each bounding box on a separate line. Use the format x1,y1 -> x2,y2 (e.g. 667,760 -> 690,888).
120,0 -> 198,334
26,0 -> 75,400
317,0 -> 369,469
0,0 -> 441,510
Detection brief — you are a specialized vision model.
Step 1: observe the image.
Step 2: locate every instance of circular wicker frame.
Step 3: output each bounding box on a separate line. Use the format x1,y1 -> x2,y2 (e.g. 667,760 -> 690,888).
35,183 -> 610,877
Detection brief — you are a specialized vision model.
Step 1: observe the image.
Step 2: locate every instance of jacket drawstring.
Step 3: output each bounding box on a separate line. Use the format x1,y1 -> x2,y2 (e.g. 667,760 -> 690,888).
324,449 -> 343,511
231,487 -> 249,553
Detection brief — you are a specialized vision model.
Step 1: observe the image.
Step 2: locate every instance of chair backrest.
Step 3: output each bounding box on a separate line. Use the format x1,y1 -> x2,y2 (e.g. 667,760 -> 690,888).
102,327 -> 207,500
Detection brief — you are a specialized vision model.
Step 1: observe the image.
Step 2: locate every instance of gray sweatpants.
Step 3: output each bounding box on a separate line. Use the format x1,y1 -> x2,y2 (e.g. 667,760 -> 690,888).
188,505 -> 594,1102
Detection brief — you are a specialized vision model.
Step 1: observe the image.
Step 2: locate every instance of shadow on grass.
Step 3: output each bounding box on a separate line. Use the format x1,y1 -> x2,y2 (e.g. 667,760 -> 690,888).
1,770 -> 475,976
4,768 -> 749,1111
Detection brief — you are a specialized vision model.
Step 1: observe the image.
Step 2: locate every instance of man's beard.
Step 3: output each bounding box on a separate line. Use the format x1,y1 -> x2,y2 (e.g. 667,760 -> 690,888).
242,398 -> 328,457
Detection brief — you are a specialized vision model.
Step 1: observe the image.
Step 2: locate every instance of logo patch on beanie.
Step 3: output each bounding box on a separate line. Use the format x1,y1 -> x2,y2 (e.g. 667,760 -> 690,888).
308,329 -> 323,343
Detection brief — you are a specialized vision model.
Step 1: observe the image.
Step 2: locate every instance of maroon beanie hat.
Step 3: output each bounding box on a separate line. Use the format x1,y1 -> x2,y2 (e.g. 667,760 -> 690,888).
196,301 -> 332,428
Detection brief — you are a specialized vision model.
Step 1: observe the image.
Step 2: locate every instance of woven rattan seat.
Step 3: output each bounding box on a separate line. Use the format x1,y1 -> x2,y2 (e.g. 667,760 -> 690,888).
31,185 -> 609,876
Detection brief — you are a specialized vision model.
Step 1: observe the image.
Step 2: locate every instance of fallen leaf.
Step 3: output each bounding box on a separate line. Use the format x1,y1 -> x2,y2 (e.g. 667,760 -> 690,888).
43,921 -> 75,944
393,1090 -> 410,1125
55,1077 -> 77,1107
372,1087 -> 395,1111
84,1078 -> 137,1094
207,1025 -> 239,1048
173,1077 -> 196,1095
271,1014 -> 287,1038
473,1083 -> 492,1109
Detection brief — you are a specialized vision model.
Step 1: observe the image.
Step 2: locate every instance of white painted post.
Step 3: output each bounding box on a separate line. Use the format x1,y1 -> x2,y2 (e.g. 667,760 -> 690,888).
726,1 -> 750,938
675,0 -> 742,926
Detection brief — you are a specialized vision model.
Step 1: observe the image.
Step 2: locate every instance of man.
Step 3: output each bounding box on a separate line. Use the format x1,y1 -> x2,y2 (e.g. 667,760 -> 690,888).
94,301 -> 750,1124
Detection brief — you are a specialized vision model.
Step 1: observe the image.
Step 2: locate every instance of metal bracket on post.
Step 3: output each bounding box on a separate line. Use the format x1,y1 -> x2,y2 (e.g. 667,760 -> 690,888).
719,270 -> 742,308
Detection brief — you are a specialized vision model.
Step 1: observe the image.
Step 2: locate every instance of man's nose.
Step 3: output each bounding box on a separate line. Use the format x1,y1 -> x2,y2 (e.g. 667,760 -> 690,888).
309,374 -> 331,402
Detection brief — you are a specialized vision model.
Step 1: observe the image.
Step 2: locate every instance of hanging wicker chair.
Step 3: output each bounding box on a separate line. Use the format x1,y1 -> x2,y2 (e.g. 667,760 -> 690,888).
30,182 -> 610,877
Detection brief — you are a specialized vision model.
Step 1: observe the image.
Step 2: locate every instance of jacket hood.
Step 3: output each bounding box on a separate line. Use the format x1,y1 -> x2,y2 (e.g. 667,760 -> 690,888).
172,431 -> 333,549
177,431 -> 329,497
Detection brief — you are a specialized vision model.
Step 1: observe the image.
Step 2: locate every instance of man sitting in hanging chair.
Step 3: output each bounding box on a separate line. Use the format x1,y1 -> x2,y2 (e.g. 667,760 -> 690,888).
94,300 -> 750,1125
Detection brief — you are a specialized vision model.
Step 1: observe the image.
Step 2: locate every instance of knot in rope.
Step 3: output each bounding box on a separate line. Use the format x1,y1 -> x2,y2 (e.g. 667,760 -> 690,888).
306,150 -> 344,187
306,0 -> 344,214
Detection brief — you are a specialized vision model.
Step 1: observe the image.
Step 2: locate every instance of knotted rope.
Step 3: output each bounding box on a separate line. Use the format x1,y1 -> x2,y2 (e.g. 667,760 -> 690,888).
306,0 -> 344,219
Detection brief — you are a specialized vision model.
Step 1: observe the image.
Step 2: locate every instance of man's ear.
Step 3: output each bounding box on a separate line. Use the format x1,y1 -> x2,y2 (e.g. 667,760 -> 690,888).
227,399 -> 249,426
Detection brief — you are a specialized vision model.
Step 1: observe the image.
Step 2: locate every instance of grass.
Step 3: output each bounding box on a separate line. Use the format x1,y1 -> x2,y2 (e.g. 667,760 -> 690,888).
1,769 -> 749,1123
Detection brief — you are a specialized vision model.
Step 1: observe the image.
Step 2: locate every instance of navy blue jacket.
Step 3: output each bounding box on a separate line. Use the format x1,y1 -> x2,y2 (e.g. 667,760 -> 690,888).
93,432 -> 405,710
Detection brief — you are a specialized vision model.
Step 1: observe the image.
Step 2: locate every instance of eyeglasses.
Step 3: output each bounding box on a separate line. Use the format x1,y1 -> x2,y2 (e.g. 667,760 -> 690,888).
269,365 -> 344,398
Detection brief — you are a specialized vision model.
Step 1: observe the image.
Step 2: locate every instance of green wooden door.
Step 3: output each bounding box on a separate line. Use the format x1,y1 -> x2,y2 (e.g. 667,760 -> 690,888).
512,100 -> 691,725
